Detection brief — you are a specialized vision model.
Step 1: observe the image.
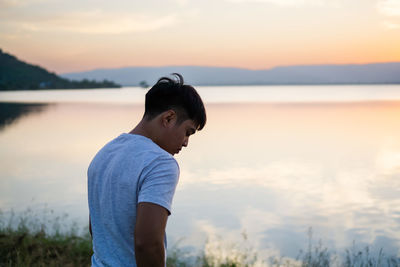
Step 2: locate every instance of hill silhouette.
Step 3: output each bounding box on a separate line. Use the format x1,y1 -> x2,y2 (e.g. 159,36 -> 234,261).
0,49 -> 120,90
62,63 -> 400,86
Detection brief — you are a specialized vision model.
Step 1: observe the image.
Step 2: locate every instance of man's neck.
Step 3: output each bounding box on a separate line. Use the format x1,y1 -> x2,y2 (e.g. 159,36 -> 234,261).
129,120 -> 157,143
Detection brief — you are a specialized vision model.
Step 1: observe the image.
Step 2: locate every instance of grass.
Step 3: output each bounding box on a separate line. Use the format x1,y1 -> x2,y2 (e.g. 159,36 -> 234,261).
1,209 -> 399,267
0,208 -> 92,266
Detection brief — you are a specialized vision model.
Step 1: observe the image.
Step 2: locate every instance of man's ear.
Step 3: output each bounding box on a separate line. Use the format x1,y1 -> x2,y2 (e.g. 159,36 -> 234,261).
161,110 -> 177,127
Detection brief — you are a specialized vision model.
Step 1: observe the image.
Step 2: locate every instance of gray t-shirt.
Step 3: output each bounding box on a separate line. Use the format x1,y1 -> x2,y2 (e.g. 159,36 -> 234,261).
88,133 -> 179,267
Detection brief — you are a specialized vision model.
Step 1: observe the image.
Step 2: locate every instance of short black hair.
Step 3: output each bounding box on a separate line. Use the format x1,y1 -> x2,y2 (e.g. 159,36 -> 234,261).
144,73 -> 206,130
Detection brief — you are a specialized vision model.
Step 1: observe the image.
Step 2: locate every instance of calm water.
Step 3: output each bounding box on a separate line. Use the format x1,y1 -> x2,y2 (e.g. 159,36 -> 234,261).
1,85 -> 400,259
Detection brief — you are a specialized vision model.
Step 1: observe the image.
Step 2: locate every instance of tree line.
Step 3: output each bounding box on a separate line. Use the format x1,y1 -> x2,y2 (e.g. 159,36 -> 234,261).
0,49 -> 121,90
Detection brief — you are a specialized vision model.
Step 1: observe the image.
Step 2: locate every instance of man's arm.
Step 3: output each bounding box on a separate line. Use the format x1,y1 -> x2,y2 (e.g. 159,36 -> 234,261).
134,202 -> 169,267
89,215 -> 92,238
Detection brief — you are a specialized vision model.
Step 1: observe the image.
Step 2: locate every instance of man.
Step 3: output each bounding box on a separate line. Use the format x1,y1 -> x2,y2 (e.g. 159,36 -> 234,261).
87,73 -> 206,266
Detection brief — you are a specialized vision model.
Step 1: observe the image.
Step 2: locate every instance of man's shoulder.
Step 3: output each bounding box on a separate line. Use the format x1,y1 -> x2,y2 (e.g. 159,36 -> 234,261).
88,133 -> 179,180
109,133 -> 177,165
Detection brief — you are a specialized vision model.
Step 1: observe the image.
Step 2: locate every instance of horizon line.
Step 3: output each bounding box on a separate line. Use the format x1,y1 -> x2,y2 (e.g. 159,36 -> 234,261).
60,61 -> 400,74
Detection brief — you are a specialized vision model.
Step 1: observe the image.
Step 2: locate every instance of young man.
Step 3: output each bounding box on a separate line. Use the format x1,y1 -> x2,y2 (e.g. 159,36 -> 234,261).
87,73 -> 206,267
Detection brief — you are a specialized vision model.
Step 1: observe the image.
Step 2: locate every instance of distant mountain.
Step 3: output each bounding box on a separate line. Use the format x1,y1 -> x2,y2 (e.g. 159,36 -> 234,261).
0,49 -> 121,90
61,63 -> 400,86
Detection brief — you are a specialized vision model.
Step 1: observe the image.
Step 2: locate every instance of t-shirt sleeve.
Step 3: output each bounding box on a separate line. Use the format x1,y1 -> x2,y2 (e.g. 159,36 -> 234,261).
138,157 -> 180,215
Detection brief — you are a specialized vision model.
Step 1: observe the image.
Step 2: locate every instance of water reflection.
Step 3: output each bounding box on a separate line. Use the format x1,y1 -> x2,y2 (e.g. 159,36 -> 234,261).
0,102 -> 49,131
0,100 -> 400,260
171,101 -> 400,258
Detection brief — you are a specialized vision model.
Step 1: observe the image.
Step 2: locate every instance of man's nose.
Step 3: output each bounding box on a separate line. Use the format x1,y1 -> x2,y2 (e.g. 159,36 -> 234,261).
183,138 -> 188,147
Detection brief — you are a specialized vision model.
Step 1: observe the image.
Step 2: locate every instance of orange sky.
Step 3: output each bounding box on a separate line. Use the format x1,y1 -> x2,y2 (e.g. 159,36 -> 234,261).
1,0 -> 399,73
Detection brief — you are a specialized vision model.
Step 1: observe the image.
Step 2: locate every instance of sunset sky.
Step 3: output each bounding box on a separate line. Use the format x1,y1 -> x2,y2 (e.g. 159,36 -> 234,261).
1,0 -> 400,73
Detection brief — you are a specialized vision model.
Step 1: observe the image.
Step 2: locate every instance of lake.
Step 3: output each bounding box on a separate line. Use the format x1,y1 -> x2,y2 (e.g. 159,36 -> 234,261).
1,85 -> 400,261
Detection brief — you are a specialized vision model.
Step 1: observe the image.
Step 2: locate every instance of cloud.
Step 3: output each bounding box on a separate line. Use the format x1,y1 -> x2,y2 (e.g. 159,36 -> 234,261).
377,1 -> 400,30
382,20 -> 400,29
0,0 -> 21,7
9,10 -> 178,34
375,148 -> 400,174
180,160 -> 322,190
377,0 -> 400,16
173,0 -> 189,5
0,0 -> 51,8
179,156 -> 400,255
225,0 -> 339,7
179,155 -> 400,213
